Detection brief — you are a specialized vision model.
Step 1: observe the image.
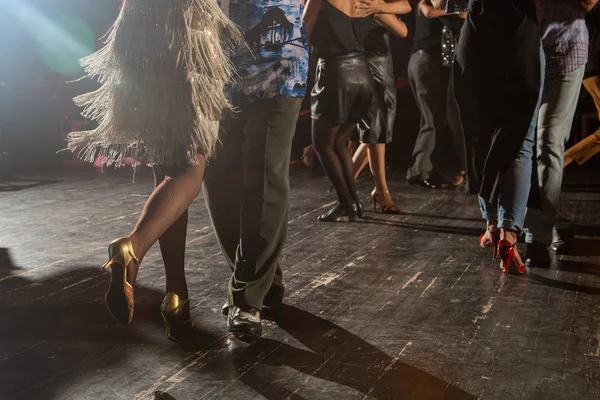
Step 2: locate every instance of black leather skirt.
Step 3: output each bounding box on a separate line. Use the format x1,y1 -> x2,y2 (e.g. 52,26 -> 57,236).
354,53 -> 396,144
311,53 -> 375,125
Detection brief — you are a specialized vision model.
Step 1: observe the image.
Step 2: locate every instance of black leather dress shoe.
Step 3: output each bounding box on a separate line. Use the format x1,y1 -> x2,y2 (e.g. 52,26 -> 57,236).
550,228 -> 574,254
318,202 -> 358,222
525,241 -> 551,268
228,306 -> 262,338
407,176 -> 440,189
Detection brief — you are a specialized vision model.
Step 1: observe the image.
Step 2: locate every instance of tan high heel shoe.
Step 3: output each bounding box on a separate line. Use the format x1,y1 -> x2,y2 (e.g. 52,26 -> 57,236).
371,189 -> 401,214
102,238 -> 139,324
161,293 -> 193,342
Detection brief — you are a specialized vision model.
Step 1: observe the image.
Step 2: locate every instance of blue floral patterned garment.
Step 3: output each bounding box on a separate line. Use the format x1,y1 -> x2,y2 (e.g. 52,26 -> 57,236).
219,0 -> 310,106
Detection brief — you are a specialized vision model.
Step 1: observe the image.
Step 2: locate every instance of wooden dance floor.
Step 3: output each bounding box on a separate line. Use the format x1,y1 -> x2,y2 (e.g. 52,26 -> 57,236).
1,167 -> 600,400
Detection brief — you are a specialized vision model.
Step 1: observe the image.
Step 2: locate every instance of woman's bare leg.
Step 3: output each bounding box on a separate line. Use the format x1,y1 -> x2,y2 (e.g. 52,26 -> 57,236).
351,143 -> 369,180
368,143 -> 388,193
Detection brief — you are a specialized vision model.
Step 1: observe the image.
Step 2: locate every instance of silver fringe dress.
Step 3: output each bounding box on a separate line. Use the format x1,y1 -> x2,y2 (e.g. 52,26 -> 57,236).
67,0 -> 242,167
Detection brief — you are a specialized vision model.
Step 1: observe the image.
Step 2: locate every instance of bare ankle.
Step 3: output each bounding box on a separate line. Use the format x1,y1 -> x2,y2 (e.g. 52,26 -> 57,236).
500,229 -> 518,243
486,220 -> 498,231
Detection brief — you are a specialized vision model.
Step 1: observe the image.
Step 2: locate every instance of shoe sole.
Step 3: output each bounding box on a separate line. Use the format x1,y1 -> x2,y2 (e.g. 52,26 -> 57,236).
222,305 -> 282,321
229,326 -> 262,341
105,263 -> 132,324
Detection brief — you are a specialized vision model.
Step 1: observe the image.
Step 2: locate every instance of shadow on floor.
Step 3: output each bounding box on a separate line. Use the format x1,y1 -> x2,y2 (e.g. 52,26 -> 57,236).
557,259 -> 600,278
360,216 -> 482,238
568,238 -> 600,257
572,224 -> 600,238
402,211 -> 482,223
0,178 -> 58,192
0,255 -> 220,400
232,305 -> 476,400
528,259 -> 600,294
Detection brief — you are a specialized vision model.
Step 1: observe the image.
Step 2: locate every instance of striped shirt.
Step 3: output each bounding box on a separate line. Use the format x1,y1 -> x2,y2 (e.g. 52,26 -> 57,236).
536,0 -> 589,79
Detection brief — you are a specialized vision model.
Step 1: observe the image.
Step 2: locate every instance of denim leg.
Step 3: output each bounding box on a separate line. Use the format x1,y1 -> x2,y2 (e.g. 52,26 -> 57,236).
524,65 -> 585,244
497,47 -> 544,234
479,196 -> 498,221
497,120 -> 537,233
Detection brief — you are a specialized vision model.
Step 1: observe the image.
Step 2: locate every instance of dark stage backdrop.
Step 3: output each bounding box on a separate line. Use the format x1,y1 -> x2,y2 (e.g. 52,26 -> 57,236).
0,0 -> 121,171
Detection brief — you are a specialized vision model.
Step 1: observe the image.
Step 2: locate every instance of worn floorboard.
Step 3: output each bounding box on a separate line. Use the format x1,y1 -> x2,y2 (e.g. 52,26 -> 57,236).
1,166 -> 599,400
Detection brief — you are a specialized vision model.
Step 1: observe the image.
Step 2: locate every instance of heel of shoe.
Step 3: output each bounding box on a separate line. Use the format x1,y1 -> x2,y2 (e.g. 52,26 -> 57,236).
498,239 -> 526,276
161,293 -> 193,341
103,238 -> 138,324
370,191 -> 401,214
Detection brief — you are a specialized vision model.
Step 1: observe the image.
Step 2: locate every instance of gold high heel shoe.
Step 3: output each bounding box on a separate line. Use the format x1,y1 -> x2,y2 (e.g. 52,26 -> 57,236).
160,293 -> 193,342
371,189 -> 401,214
102,237 -> 139,324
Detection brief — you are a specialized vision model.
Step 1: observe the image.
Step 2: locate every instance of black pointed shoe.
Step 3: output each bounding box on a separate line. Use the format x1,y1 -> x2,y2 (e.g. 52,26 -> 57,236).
318,202 -> 358,222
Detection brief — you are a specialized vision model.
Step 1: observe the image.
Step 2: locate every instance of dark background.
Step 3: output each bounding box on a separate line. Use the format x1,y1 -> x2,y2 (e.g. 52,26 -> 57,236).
0,0 -> 593,176
0,0 -> 122,172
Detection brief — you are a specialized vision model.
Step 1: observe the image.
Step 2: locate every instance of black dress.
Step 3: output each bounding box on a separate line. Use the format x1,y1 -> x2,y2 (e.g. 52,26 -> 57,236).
453,0 -> 541,201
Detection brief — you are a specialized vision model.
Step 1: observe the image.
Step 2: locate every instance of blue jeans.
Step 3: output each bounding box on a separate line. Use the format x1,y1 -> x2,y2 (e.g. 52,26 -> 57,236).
479,48 -> 544,233
524,64 -> 585,244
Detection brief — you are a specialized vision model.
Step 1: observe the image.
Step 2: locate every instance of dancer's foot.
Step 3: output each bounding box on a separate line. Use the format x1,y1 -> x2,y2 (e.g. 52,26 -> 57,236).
371,190 -> 401,214
407,175 -> 440,189
498,231 -> 526,275
102,237 -> 140,324
479,220 -> 499,258
222,301 -> 283,321
550,227 -> 574,254
228,306 -> 262,339
318,202 -> 358,222
161,293 -> 193,343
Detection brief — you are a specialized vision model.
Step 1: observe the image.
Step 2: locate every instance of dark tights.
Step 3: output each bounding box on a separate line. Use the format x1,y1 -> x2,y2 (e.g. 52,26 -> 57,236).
128,155 -> 206,299
312,119 -> 360,209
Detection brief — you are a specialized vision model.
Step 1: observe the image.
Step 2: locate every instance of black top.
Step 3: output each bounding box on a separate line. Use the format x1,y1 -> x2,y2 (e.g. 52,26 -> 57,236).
411,0 -> 443,54
310,0 -> 374,58
364,26 -> 390,55
585,5 -> 600,78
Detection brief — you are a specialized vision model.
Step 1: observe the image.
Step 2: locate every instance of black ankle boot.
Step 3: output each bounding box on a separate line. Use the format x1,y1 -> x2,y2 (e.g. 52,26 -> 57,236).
318,202 -> 358,222
525,241 -> 551,268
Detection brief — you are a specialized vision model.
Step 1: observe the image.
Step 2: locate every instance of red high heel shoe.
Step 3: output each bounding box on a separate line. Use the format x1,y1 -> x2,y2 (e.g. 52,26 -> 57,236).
479,227 -> 500,258
497,239 -> 526,276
